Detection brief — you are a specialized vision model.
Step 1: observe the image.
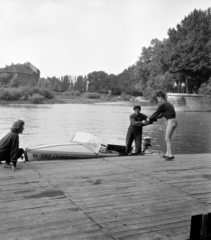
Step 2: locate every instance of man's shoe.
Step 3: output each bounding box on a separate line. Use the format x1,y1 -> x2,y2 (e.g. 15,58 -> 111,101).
165,156 -> 174,161
162,155 -> 168,158
2,163 -> 12,168
138,152 -> 145,156
119,153 -> 128,156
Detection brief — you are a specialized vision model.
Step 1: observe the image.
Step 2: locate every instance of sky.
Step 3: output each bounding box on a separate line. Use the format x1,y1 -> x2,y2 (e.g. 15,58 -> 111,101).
0,0 -> 210,78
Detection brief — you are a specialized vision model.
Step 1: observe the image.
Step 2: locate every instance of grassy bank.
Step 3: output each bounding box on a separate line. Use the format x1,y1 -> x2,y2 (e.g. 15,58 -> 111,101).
54,91 -> 126,104
0,87 -> 131,104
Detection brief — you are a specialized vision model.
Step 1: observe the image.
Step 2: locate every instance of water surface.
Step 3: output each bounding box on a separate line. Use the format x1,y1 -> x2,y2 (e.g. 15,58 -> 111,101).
0,102 -> 211,154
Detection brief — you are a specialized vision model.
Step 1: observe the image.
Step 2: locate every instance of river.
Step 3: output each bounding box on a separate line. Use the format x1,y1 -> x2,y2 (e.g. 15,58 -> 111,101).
0,102 -> 211,154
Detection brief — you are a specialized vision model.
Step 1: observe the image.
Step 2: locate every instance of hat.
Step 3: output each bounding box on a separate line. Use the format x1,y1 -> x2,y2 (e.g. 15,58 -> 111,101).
11,120 -> 25,132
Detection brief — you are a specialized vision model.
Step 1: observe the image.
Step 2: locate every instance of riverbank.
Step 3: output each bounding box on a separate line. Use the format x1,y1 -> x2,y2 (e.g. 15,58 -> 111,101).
0,86 -> 151,105
0,97 -> 121,105
167,93 -> 211,112
1,153 -> 211,239
0,98 -> 113,105
0,93 -> 150,105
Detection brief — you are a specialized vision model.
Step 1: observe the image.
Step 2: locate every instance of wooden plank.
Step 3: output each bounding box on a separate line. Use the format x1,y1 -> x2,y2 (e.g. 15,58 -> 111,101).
32,230 -> 114,240
0,153 -> 211,240
0,221 -> 102,240
111,220 -> 190,239
0,204 -> 78,225
115,226 -> 190,240
95,207 -> 209,224
0,198 -> 71,213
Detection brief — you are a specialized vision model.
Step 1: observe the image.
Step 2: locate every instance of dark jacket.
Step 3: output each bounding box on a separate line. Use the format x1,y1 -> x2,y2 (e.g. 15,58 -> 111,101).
149,101 -> 176,121
128,113 -> 148,133
0,132 -> 19,162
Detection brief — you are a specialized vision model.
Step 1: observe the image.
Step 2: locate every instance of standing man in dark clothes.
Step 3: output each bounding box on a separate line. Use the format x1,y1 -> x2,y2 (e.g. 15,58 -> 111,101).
126,105 -> 148,155
0,120 -> 25,171
147,91 -> 178,160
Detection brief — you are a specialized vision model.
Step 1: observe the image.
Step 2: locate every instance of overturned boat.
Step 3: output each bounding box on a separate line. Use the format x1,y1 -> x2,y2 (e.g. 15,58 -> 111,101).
24,131 -> 127,161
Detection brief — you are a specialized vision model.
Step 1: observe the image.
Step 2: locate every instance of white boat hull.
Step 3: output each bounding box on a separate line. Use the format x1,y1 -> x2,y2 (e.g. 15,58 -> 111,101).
24,132 -> 159,161
24,140 -> 122,161
25,150 -> 119,161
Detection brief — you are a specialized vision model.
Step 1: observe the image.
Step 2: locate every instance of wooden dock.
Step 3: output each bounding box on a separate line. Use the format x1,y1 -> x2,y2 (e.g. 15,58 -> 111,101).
0,153 -> 211,240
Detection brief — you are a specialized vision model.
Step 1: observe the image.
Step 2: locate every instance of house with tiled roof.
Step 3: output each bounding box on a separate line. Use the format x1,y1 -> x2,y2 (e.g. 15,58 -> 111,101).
0,62 -> 40,87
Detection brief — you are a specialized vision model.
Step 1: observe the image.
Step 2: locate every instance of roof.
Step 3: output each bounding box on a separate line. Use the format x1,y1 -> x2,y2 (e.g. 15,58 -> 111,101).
0,62 -> 40,76
0,68 -> 7,73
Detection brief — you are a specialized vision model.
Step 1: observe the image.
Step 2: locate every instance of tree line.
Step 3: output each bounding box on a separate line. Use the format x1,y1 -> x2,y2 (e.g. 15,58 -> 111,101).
10,8 -> 211,99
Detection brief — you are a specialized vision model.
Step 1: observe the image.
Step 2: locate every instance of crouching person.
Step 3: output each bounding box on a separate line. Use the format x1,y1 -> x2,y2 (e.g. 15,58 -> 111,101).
0,120 -> 25,171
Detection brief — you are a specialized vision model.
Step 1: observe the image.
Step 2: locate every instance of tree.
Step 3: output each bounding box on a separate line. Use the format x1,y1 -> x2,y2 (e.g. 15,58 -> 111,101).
38,78 -> 52,89
9,78 -> 19,88
52,82 -> 61,92
74,76 -> 84,91
118,66 -> 141,95
166,8 -> 211,92
61,75 -> 70,91
87,71 -> 108,92
135,38 -> 171,98
103,74 -> 120,95
198,77 -> 211,95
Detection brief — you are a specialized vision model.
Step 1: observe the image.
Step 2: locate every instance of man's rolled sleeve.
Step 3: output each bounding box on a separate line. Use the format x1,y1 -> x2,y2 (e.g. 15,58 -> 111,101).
149,104 -> 164,120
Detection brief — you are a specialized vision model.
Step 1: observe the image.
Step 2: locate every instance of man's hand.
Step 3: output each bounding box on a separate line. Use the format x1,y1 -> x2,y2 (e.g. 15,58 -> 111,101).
142,120 -> 148,126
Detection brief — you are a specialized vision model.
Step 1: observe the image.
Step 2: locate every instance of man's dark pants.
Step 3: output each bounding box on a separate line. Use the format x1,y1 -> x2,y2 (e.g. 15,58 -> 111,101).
126,131 -> 142,154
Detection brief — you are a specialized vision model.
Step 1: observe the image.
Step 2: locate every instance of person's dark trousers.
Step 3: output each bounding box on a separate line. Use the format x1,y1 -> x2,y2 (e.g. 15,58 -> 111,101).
126,131 -> 142,154
5,148 -> 25,166
126,131 -> 134,154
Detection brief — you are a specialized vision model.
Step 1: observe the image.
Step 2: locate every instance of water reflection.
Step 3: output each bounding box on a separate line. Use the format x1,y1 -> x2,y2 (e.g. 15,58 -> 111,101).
0,102 -> 211,154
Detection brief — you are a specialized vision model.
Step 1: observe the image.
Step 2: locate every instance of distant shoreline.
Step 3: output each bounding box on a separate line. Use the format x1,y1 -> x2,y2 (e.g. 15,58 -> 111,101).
0,97 -> 123,105
0,96 -> 151,105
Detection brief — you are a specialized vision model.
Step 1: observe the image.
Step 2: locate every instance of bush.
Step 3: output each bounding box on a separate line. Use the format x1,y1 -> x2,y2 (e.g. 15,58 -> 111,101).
29,93 -> 45,103
198,79 -> 211,96
63,91 -> 72,97
121,93 -> 132,100
21,86 -> 54,99
84,92 -> 101,99
21,87 -> 36,100
0,88 -> 22,100
0,87 -> 55,101
73,90 -> 81,96
39,88 -> 54,99
63,90 -> 81,97
0,88 -> 10,100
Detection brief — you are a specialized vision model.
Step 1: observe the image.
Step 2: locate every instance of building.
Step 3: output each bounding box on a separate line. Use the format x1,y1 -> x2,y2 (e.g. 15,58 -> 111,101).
0,62 -> 40,87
